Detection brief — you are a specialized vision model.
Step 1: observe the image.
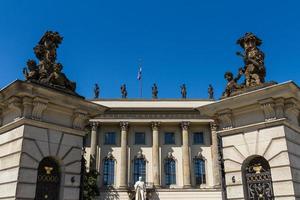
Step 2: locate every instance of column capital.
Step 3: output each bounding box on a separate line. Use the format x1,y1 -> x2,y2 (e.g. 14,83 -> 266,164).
90,122 -> 100,131
120,121 -> 129,131
210,121 -> 218,132
151,121 -> 161,131
181,121 -> 190,131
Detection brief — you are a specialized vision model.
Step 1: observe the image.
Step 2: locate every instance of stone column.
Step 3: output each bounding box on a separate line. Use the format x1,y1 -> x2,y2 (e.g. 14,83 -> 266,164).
90,122 -> 99,170
181,121 -> 191,188
211,122 -> 221,187
151,122 -> 160,187
119,121 -> 129,188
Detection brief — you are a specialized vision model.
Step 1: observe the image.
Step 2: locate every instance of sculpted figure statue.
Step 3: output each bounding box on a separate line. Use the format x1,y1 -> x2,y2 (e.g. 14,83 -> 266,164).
23,31 -> 77,93
181,84 -> 187,99
134,176 -> 146,200
94,83 -> 100,99
121,84 -> 127,98
23,59 -> 39,81
47,63 -> 76,91
222,68 -> 243,97
152,83 -> 158,99
208,84 -> 214,99
236,32 -> 266,87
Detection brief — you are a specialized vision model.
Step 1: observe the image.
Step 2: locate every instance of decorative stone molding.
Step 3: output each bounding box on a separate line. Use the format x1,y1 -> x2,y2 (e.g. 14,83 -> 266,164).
73,109 -> 88,130
218,109 -> 233,130
259,98 -> 276,121
105,151 -> 115,160
275,98 -> 285,119
284,98 -> 300,125
8,96 -> 22,118
96,113 -> 201,120
166,152 -> 175,160
22,96 -> 33,118
151,121 -> 160,131
32,97 -> 48,120
120,121 -> 129,131
135,150 -> 146,159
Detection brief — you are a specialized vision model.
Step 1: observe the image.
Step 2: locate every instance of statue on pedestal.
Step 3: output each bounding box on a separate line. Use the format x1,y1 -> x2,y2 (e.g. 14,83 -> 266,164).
222,33 -> 275,98
121,84 -> 127,99
208,84 -> 214,99
152,83 -> 158,99
22,31 -> 77,94
134,176 -> 146,200
181,84 -> 187,99
236,32 -> 266,87
94,84 -> 100,99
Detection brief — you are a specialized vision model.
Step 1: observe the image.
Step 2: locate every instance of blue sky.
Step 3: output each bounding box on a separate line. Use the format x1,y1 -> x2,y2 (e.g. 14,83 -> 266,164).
0,0 -> 299,99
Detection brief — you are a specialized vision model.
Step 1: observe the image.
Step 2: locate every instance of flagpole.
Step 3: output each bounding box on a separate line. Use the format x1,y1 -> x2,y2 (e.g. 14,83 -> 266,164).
140,76 -> 142,98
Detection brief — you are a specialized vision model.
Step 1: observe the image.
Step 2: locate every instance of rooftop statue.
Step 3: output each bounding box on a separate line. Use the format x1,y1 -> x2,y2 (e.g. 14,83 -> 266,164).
208,84 -> 214,99
121,84 -> 127,99
181,84 -> 187,99
236,32 -> 266,87
152,83 -> 158,99
222,33 -> 276,98
23,31 -> 77,94
94,83 -> 100,99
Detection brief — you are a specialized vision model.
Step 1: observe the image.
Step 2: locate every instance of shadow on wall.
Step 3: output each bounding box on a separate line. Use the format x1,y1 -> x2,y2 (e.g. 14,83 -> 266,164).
101,186 -> 120,200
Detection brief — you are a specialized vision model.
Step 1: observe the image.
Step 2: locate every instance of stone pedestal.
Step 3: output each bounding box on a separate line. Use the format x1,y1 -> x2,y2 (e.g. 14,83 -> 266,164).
0,81 -> 106,200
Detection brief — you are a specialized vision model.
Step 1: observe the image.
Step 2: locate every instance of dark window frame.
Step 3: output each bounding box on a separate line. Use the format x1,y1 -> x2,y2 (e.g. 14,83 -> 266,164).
164,132 -> 175,145
135,132 -> 146,145
104,132 -> 116,145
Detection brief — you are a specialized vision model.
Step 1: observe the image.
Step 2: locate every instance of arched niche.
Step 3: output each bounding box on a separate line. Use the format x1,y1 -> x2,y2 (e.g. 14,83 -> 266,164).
242,155 -> 274,200
35,157 -> 61,200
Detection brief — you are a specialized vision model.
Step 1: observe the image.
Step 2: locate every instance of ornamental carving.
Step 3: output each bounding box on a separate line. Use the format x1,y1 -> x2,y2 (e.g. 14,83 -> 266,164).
32,97 -> 48,120
120,121 -> 129,131
259,99 -> 276,121
23,31 -> 77,95
73,110 -> 88,130
181,121 -> 190,131
218,109 -> 233,130
222,33 -> 276,98
151,122 -> 160,131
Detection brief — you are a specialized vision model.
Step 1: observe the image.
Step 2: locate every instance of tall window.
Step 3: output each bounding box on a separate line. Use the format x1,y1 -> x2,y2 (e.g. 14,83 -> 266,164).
133,157 -> 146,183
193,132 -> 204,144
165,132 -> 175,144
103,156 -> 115,186
135,132 -> 145,145
104,132 -> 116,145
165,155 -> 176,185
194,158 -> 206,185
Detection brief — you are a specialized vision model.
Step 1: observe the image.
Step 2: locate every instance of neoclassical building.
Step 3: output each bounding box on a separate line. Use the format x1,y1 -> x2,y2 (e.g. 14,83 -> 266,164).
0,31 -> 300,200
86,100 -> 222,199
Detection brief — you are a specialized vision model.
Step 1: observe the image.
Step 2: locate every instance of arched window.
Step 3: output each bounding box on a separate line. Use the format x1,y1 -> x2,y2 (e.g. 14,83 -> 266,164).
35,157 -> 61,200
133,151 -> 146,183
164,152 -> 176,185
194,157 -> 206,185
103,153 -> 115,186
242,155 -> 274,199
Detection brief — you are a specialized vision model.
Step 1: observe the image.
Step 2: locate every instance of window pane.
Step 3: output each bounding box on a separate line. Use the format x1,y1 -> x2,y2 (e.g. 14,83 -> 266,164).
103,159 -> 114,185
165,132 -> 175,144
133,158 -> 146,183
104,132 -> 116,145
193,132 -> 204,144
135,132 -> 145,144
165,159 -> 176,185
194,159 -> 206,185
